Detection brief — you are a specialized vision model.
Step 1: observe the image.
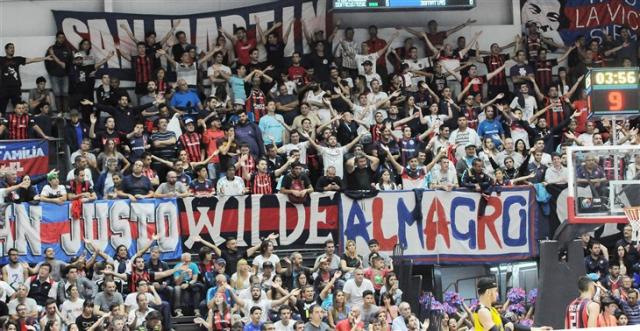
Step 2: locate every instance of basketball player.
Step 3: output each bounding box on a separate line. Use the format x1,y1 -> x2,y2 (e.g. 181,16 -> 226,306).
565,275 -> 600,328
474,277 -> 550,331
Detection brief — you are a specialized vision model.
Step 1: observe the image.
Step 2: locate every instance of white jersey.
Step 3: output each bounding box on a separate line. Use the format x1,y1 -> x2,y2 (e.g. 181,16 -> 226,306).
4,263 -> 25,289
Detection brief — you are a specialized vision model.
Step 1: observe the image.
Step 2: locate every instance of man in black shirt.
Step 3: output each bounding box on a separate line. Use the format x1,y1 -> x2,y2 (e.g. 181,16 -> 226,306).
81,94 -> 161,134
345,153 -> 379,191
45,32 -> 73,113
315,166 -> 343,192
280,162 -> 313,203
69,51 -> 114,110
197,233 -> 278,276
0,43 -> 51,115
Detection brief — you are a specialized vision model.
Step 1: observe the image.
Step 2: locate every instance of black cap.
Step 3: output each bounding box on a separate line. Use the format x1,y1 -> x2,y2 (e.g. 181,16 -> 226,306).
477,277 -> 498,292
368,239 -> 379,247
362,60 -> 373,66
263,261 -> 274,268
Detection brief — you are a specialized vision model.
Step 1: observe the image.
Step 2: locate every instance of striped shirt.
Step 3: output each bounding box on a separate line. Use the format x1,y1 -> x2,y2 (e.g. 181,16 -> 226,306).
534,59 -> 558,93
482,54 -> 508,86
179,132 -> 202,163
133,55 -> 153,84
8,113 -> 33,140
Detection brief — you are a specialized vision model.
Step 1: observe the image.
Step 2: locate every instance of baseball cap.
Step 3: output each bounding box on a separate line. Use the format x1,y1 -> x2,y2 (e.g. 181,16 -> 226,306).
465,143 -> 477,149
215,258 -> 226,266
69,109 -> 80,117
362,60 -> 373,66
477,277 -> 498,292
184,117 -> 194,125
263,261 -> 274,268
47,172 -> 58,181
74,52 -> 84,59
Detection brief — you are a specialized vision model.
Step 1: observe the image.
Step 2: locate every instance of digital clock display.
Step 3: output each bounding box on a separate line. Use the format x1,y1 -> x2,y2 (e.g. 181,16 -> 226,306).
332,0 -> 475,10
586,67 -> 640,117
592,70 -> 637,85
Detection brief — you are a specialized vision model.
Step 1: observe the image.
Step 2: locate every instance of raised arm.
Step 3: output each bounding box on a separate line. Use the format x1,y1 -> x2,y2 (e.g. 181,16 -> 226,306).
458,31 -> 482,59
300,20 -> 314,46
421,32 -> 440,57
159,19 -> 181,46
156,49 -> 177,68
381,144 -> 404,173
527,76 -> 545,102
480,93 -> 504,109
336,89 -> 355,109
376,30 -> 400,58
283,20 -> 294,46
119,23 -> 140,44
375,90 -> 402,109
193,236 -> 222,256
557,44 -> 577,63
604,42 -> 630,56
486,63 -> 507,81
94,51 -> 116,69
218,26 -> 237,43
446,19 -> 476,37
132,234 -> 158,260
457,78 -> 477,102
564,74 -> 585,100
403,26 -> 425,38
343,134 -> 363,151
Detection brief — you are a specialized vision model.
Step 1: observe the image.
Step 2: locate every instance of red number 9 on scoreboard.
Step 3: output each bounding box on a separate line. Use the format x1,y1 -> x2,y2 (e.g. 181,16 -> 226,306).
608,91 -> 623,111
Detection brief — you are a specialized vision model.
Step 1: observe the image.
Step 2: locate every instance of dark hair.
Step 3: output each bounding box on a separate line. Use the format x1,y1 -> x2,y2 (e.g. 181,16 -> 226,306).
36,76 -> 47,84
40,262 -> 52,273
45,298 -> 57,307
381,292 -> 396,305
194,165 -> 207,174
577,275 -> 593,292
250,306 -> 263,314
199,246 -> 212,261
44,320 -> 56,331
362,290 -> 374,298
8,248 -> 18,255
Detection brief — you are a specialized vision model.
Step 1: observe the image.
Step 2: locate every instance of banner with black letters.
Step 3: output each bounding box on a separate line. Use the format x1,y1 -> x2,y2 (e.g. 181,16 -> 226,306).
52,0 -> 330,80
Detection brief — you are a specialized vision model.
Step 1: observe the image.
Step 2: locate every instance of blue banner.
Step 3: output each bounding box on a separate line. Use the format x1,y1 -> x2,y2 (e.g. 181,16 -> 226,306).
0,198 -> 181,264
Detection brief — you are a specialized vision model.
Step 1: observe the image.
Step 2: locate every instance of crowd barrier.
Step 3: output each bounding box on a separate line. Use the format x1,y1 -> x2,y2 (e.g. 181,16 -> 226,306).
0,188 -> 537,264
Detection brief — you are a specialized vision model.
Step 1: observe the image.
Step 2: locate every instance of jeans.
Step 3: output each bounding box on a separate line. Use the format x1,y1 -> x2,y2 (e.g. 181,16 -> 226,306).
173,282 -> 204,313
49,76 -> 69,96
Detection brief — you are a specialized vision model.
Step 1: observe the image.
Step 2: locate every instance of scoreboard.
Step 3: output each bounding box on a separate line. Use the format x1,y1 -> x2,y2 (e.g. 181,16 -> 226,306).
332,0 -> 475,10
585,67 -> 640,117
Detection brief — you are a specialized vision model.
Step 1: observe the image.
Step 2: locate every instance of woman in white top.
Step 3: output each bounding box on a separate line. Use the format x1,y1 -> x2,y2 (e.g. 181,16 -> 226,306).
375,169 -> 400,191
230,259 -> 252,291
39,174 -> 67,204
252,240 -> 281,275
60,285 -> 85,325
304,86 -> 332,124
423,103 -> 449,129
478,137 -> 499,177
509,83 -> 538,121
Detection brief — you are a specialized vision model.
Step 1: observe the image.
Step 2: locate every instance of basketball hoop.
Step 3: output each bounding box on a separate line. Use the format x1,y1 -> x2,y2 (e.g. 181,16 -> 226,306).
624,207 -> 640,242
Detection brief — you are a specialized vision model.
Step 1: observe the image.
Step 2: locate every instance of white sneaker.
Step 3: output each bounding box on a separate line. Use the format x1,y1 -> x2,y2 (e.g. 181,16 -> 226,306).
175,309 -> 183,317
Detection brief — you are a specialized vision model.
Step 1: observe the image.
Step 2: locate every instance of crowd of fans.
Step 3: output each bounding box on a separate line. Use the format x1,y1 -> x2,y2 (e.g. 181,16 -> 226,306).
0,7 -> 639,331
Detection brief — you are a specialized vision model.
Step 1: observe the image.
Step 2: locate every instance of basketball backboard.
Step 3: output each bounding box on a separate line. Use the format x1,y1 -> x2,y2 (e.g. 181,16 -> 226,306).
566,144 -> 640,224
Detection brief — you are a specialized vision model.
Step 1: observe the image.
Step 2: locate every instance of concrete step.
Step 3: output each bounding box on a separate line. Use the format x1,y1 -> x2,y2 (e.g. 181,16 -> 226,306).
172,316 -> 197,324
173,323 -> 201,331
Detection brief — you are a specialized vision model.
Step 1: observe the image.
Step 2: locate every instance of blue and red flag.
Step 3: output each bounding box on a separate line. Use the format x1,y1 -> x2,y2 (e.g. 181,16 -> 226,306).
0,139 -> 49,177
